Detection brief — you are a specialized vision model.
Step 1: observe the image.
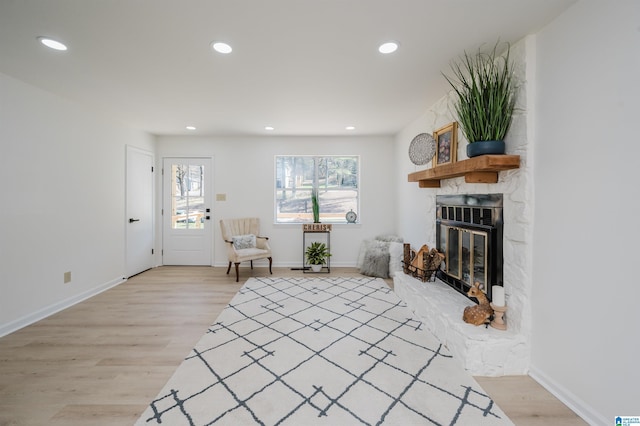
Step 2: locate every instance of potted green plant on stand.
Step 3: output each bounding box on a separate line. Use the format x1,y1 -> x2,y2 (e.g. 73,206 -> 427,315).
443,41 -> 517,157
305,241 -> 331,272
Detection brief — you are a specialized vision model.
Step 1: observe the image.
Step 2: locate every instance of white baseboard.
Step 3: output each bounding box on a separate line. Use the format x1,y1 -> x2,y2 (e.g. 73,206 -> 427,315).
0,275 -> 126,338
529,366 -> 607,426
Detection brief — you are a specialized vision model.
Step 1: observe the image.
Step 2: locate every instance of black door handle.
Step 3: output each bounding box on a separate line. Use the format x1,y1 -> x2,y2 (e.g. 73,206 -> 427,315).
129,218 -> 140,223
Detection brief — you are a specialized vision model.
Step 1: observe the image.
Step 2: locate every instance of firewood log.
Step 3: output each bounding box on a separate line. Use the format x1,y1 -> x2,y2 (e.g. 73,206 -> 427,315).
410,244 -> 429,271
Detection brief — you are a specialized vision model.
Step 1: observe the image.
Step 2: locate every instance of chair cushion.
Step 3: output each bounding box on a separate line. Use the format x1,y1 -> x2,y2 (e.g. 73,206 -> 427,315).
236,247 -> 268,255
232,234 -> 256,249
234,247 -> 270,262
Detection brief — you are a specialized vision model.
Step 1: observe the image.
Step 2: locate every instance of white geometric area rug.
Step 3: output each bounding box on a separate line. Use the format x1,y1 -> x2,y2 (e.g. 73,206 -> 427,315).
136,276 -> 513,426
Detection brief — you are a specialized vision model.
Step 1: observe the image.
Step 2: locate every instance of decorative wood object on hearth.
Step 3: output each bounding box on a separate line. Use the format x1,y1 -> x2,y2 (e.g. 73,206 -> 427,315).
409,244 -> 428,271
402,243 -> 444,282
463,282 -> 494,326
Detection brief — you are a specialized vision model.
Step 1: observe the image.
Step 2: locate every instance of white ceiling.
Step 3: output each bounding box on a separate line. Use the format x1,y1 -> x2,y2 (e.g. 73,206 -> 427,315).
0,0 -> 576,137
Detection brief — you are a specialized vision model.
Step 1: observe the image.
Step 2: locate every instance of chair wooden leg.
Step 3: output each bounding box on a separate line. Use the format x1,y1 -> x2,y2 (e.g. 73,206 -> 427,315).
234,263 -> 240,282
268,257 -> 273,275
226,262 -> 232,275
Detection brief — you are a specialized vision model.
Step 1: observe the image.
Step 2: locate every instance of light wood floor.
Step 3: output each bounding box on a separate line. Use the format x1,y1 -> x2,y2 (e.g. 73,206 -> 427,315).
0,266 -> 586,426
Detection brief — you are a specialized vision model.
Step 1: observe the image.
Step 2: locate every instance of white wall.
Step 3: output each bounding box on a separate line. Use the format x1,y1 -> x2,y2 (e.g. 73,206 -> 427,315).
0,72 -> 154,335
531,1 -> 639,423
155,135 -> 396,268
394,110 -> 438,249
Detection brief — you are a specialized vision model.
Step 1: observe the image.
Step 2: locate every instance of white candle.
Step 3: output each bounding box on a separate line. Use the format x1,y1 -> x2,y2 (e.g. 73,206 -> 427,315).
492,286 -> 505,307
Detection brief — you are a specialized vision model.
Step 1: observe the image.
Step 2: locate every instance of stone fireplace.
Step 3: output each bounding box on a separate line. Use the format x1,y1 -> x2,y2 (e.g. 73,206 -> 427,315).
395,165 -> 533,376
394,189 -> 528,376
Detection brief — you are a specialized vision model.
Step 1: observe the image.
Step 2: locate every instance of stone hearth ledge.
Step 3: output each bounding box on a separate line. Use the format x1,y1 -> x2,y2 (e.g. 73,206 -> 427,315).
394,273 -> 527,376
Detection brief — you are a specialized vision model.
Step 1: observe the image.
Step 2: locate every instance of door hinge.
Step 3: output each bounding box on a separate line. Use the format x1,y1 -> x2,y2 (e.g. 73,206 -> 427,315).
151,249 -> 154,255
151,166 -> 154,172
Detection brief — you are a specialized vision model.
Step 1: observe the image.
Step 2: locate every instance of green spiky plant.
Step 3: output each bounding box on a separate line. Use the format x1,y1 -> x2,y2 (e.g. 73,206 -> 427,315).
311,188 -> 320,223
442,41 -> 517,143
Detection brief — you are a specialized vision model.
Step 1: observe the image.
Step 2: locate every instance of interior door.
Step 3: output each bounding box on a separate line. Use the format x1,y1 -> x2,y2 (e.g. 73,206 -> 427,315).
162,157 -> 213,265
126,146 -> 154,277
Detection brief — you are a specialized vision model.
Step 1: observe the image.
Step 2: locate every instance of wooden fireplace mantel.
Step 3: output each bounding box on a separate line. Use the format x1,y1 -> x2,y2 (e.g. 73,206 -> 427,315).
408,155 -> 520,188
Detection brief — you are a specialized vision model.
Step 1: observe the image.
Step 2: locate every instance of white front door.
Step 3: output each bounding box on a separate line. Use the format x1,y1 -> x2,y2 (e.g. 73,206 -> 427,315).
125,146 -> 154,277
162,157 -> 213,265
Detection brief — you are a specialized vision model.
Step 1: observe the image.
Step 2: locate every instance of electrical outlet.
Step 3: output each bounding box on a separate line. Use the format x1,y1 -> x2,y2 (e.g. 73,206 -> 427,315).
64,271 -> 71,283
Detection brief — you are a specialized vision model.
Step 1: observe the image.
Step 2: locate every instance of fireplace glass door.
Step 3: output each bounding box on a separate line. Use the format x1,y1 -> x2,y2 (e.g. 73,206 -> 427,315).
442,225 -> 488,293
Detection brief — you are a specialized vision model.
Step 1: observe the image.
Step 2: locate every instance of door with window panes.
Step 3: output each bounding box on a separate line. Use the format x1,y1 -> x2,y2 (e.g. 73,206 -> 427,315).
162,158 -> 212,265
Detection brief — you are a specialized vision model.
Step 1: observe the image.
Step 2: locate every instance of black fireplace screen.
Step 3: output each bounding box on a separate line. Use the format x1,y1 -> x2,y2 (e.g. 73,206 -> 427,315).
436,194 -> 503,302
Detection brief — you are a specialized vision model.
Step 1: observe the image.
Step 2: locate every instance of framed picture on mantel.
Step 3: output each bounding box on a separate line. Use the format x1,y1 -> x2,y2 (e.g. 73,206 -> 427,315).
433,121 -> 458,167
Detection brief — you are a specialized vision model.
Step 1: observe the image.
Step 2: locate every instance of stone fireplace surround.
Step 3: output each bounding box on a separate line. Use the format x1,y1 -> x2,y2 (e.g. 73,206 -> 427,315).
394,162 -> 532,376
394,182 -> 531,377
395,162 -> 532,376
395,40 -> 533,377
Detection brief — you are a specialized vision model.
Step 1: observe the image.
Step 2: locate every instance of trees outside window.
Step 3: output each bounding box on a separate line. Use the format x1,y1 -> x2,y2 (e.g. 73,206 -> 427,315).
275,156 -> 359,224
171,164 -> 205,229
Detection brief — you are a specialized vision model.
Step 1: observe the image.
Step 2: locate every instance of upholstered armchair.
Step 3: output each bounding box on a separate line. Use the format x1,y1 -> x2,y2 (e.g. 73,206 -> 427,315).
219,218 -> 273,282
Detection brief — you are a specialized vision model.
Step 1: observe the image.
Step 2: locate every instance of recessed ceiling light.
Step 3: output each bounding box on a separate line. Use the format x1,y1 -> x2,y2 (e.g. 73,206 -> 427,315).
378,41 -> 398,54
265,126 -> 275,131
37,36 -> 67,51
186,126 -> 196,130
211,41 -> 232,54
346,126 -> 356,131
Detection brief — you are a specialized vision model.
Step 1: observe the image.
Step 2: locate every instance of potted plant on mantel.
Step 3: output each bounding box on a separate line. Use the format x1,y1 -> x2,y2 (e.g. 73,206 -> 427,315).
442,41 -> 517,158
305,241 -> 331,272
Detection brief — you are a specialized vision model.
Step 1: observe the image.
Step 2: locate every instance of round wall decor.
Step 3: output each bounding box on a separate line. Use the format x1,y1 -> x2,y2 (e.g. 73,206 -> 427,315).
408,133 -> 436,165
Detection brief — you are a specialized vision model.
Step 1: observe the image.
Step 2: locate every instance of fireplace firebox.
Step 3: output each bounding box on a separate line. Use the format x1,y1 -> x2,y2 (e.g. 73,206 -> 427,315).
436,194 -> 503,302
